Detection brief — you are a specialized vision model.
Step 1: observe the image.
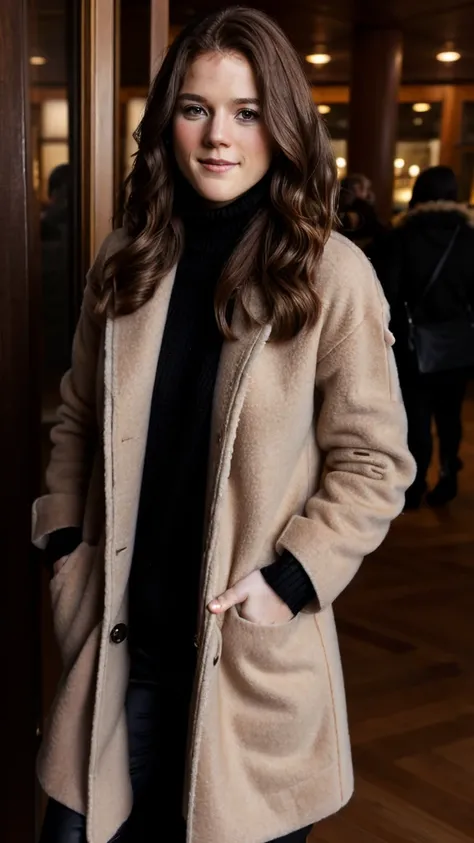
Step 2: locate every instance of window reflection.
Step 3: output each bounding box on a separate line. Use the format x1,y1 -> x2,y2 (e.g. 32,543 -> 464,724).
29,0 -> 74,420
317,102 -> 349,178
28,0 -> 80,831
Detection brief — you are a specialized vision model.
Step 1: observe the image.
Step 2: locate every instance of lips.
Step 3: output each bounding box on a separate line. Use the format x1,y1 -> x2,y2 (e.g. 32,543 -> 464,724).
198,158 -> 238,173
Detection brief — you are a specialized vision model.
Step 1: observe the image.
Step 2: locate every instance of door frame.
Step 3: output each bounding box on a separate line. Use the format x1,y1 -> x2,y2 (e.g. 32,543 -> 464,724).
0,0 -> 42,839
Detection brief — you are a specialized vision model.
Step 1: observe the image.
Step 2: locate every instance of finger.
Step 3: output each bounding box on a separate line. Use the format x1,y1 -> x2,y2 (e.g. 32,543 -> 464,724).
208,581 -> 248,614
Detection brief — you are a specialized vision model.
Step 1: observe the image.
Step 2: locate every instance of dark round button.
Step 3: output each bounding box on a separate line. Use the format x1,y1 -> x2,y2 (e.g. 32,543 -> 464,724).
110,623 -> 128,644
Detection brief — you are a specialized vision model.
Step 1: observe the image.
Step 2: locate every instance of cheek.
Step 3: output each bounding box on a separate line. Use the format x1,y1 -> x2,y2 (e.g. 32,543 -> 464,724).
244,128 -> 273,170
173,119 -> 200,160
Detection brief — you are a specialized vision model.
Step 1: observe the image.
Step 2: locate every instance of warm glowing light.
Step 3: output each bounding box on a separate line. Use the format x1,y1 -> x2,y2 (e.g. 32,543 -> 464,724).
413,117 -> 423,126
318,104 -> 331,115
436,49 -> 461,63
306,52 -> 331,65
30,55 -> 47,66
394,187 -> 413,205
408,164 -> 421,178
336,157 -> 347,169
394,158 -> 405,170
413,103 -> 431,113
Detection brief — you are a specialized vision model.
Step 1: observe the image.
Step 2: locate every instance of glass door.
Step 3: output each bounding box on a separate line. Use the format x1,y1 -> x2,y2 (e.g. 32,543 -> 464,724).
28,0 -> 119,833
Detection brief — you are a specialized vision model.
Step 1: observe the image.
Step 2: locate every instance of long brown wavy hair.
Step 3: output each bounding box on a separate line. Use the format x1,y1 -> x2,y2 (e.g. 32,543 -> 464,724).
96,6 -> 338,340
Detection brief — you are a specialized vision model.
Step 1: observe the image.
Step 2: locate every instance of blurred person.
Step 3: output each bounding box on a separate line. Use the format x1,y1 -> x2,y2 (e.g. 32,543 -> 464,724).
344,172 -> 371,202
372,165 -> 474,509
34,8 -> 414,843
41,164 -> 72,384
338,173 -> 385,251
41,163 -> 71,240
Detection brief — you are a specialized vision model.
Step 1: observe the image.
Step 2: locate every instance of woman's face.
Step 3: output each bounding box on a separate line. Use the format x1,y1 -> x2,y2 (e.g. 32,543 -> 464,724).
173,51 -> 273,206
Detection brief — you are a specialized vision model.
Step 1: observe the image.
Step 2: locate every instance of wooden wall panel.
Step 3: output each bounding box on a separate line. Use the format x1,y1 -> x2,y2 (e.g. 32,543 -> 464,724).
82,0 -> 117,266
0,0 -> 41,840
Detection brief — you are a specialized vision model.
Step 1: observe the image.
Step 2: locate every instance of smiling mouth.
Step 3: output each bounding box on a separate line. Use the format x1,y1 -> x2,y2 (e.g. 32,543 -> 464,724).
198,159 -> 238,172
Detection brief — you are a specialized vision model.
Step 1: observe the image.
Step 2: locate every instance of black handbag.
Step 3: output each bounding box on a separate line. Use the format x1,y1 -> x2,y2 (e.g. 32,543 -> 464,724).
405,225 -> 474,374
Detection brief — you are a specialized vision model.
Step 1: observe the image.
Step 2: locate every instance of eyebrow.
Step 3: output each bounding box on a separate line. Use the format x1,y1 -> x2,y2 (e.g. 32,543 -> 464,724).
177,94 -> 261,106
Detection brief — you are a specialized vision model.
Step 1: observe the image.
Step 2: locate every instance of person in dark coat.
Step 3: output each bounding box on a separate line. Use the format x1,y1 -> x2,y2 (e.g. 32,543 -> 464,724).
40,164 -> 72,387
371,166 -> 474,509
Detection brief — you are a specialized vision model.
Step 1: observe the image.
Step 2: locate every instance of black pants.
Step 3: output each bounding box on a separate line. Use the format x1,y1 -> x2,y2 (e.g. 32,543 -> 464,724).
401,370 -> 468,494
39,648 -> 312,843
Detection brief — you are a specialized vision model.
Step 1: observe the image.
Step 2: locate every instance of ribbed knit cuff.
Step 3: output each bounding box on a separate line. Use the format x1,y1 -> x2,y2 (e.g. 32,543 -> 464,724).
43,527 -> 82,569
261,551 -> 318,616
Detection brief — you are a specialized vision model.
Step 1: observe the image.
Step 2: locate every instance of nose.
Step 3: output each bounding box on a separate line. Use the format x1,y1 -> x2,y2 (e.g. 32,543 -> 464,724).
204,111 -> 231,149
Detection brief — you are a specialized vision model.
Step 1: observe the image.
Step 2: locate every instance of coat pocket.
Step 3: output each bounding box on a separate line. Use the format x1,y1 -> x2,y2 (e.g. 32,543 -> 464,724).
220,606 -> 328,793
50,539 -> 104,670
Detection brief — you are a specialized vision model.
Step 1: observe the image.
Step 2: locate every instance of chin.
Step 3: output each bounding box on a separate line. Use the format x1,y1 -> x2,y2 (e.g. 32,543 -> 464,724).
195,182 -> 244,206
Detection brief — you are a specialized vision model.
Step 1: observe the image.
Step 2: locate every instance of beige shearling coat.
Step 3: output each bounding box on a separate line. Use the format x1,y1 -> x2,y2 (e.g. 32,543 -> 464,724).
32,228 -> 415,843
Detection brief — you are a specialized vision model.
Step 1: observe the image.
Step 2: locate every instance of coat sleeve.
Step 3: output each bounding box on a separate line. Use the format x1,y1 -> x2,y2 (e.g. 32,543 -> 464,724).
276,251 -> 416,611
31,238 -> 111,549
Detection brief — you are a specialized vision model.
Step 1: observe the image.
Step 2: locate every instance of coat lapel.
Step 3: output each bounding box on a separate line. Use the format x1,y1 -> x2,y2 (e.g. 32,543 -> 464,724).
103,267 -> 177,615
104,271 -> 271,621
210,285 -> 270,457
200,292 -> 271,622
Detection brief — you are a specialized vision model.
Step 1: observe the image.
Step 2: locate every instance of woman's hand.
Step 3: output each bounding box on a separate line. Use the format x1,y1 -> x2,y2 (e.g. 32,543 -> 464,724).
208,570 -> 294,625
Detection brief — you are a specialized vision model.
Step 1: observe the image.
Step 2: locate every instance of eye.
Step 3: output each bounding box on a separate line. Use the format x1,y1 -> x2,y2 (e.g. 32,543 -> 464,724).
237,109 -> 260,122
182,105 -> 206,118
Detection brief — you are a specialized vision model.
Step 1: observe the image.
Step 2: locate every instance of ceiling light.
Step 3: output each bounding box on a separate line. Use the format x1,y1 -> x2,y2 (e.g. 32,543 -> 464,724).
30,55 -> 47,66
317,104 -> 331,115
408,164 -> 421,178
413,117 -> 423,126
336,157 -> 347,169
394,158 -> 405,170
436,48 -> 461,63
306,52 -> 331,66
413,103 -> 431,113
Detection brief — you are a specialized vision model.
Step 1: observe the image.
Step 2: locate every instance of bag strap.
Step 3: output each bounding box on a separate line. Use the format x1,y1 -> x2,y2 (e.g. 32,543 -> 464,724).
415,225 -> 461,309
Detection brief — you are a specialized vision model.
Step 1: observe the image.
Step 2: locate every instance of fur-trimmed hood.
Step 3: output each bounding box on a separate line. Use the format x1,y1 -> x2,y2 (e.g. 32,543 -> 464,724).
393,200 -> 474,228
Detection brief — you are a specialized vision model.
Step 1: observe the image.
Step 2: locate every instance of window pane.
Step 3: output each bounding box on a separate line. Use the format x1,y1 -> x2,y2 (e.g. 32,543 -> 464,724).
394,102 -> 443,211
461,102 -> 474,145
29,0 -> 78,416
40,142 -> 69,200
120,0 -> 152,184
41,99 -> 69,139
28,0 -> 81,830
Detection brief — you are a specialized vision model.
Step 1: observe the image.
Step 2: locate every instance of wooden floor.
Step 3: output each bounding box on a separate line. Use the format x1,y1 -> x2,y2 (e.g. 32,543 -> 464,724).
310,395 -> 474,842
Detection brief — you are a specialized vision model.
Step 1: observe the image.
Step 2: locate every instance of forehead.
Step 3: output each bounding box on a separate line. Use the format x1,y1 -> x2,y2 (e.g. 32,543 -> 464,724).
180,51 -> 258,99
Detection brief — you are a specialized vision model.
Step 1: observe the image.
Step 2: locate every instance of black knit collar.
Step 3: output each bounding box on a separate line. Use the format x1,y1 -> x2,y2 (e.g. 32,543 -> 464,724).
173,171 -> 270,255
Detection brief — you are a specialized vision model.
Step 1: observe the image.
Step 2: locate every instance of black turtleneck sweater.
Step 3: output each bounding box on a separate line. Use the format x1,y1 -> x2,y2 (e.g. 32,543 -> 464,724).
45,178 -> 316,671
127,177 -> 316,668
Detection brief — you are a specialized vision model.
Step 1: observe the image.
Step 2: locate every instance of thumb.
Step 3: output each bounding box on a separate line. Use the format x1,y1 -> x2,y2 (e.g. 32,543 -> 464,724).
208,579 -> 249,614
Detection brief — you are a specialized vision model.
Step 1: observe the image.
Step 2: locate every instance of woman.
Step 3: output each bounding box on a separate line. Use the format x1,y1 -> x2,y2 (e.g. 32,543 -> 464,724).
371,166 -> 474,509
34,8 -> 414,843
